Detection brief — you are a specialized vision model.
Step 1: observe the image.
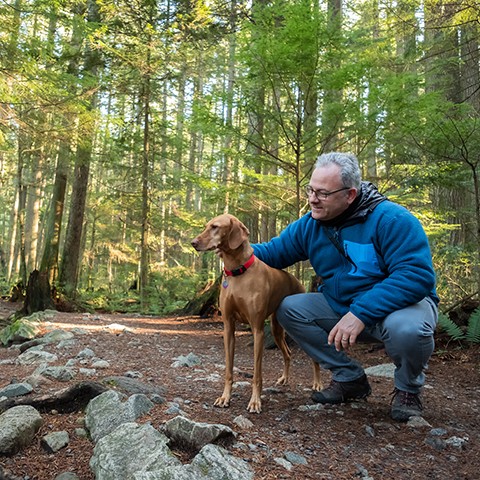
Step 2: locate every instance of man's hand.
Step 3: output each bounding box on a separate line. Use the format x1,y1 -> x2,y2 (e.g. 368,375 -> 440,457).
328,312 -> 365,351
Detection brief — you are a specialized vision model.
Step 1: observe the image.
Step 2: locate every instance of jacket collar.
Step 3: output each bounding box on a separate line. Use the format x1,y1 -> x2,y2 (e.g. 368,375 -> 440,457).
317,181 -> 387,228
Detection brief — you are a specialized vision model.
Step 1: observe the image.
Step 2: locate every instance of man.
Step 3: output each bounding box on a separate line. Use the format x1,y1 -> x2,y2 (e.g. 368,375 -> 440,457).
252,152 -> 439,421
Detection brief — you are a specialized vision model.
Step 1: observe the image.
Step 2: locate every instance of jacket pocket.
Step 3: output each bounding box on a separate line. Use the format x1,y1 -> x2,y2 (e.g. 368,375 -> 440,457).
343,241 -> 384,278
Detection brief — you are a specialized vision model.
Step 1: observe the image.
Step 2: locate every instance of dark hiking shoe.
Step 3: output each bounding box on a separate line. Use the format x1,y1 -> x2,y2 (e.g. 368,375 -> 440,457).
390,388 -> 423,422
311,374 -> 371,404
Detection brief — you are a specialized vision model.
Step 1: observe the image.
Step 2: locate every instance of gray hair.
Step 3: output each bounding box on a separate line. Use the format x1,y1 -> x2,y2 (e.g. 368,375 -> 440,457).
315,152 -> 362,190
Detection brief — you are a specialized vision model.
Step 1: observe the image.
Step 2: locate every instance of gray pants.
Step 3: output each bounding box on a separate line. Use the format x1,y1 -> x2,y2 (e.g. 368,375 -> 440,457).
276,293 -> 438,393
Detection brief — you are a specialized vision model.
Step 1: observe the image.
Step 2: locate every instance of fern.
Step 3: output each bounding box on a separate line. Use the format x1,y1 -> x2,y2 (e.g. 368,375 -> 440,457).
437,313 -> 465,341
0,319 -> 37,346
466,308 -> 480,344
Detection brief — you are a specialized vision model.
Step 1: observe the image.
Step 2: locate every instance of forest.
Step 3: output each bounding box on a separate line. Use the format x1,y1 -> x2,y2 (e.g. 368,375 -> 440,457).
0,0 -> 479,318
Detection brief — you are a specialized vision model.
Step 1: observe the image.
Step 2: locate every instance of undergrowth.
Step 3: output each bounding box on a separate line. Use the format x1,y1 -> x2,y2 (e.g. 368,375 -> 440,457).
437,307 -> 480,345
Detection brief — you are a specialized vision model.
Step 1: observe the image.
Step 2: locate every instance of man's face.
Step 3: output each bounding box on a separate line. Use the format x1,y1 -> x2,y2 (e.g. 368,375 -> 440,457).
308,164 -> 357,221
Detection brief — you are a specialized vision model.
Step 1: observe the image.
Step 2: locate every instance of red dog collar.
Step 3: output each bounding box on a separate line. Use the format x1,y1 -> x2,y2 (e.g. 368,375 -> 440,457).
224,254 -> 255,277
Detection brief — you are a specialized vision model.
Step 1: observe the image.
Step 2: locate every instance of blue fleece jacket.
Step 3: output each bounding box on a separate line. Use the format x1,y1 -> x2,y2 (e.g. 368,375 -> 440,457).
252,186 -> 439,326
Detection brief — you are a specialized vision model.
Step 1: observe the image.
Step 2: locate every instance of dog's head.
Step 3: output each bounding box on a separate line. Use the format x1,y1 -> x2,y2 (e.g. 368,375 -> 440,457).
191,214 -> 249,252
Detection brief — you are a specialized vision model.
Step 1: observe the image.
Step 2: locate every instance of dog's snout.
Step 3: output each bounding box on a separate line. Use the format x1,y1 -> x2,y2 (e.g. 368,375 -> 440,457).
191,238 -> 199,249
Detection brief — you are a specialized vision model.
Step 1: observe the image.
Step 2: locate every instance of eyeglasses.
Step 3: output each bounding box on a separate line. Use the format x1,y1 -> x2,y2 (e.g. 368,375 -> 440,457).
305,185 -> 350,200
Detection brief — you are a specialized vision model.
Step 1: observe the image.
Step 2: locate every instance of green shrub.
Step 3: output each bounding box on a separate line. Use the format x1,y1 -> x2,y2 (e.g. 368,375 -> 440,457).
437,308 -> 480,345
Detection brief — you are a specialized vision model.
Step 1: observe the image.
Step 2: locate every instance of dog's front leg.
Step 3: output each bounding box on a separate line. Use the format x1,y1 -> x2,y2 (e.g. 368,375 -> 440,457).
247,325 -> 264,413
214,319 -> 235,408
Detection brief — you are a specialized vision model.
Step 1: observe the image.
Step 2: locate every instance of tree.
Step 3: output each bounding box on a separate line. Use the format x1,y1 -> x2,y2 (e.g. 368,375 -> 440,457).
59,0 -> 102,298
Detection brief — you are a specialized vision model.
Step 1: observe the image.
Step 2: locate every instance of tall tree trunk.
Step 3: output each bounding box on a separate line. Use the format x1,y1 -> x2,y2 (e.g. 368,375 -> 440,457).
460,23 -> 480,112
221,0 -> 237,213
40,152 -> 68,284
139,73 -> 151,311
59,0 -> 101,298
322,0 -> 343,150
24,143 -> 43,272
40,2 -> 83,284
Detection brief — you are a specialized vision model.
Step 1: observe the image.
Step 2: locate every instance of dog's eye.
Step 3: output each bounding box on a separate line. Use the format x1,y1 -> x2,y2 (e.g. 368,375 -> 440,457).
210,224 -> 218,230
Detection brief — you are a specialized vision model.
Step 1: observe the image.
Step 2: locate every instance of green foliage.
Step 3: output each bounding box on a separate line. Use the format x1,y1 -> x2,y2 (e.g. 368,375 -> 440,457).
437,310 -> 480,345
79,266 -> 205,316
432,245 -> 478,308
437,313 -> 465,342
0,319 -> 36,346
465,308 -> 480,344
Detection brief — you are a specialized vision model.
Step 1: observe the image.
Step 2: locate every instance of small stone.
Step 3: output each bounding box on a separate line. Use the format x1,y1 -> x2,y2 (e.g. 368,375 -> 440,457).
233,415 -> 254,429
41,431 -> 69,453
284,451 -> 308,465
274,457 -> 293,471
446,436 -> 468,449
407,416 -> 431,428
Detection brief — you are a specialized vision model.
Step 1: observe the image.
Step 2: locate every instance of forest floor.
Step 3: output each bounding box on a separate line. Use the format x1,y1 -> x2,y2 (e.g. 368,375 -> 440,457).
0,299 -> 479,480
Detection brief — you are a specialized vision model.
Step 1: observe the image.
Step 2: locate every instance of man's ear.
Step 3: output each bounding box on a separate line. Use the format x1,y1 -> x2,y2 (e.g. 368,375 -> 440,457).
347,188 -> 358,204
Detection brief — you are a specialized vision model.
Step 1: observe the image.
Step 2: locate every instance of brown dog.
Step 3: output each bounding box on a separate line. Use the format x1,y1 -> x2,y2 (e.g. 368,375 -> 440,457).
191,213 -> 321,413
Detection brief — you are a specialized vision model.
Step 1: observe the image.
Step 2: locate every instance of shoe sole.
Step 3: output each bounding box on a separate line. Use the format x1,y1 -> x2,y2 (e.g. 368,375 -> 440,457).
311,388 -> 372,405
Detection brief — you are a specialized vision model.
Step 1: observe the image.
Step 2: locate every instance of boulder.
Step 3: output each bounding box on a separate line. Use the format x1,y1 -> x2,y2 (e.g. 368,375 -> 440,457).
85,390 -> 154,442
0,405 -> 43,455
90,422 -> 179,480
163,416 -> 236,451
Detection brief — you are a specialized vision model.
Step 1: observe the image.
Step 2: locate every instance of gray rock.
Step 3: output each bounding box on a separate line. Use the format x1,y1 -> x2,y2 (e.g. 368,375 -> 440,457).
77,348 -> 95,358
4,318 -> 42,343
42,329 -> 75,344
425,436 -> 446,450
407,416 -> 431,428
284,451 -> 308,465
187,444 -> 254,479
171,352 -> 201,368
364,363 -> 396,378
165,402 -> 186,416
41,430 -> 69,453
0,382 -> 33,398
446,436 -> 469,449
233,415 -> 254,429
92,359 -> 110,369
274,457 -> 293,471
36,365 -> 76,382
56,339 -> 78,349
75,428 -> 88,438
0,405 -> 43,455
55,473 -> 80,480
85,390 -> 154,442
90,422 -> 179,480
163,415 -> 236,451
16,349 -> 58,365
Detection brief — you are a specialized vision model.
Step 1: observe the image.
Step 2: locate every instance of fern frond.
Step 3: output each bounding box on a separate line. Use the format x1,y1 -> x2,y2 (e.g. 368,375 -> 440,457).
437,313 -> 465,341
466,308 -> 480,344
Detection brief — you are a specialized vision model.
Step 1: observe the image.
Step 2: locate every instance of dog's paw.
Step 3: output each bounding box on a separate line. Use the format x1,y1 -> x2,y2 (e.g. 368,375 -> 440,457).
312,381 -> 323,391
247,399 -> 262,414
275,375 -> 289,386
214,396 -> 230,408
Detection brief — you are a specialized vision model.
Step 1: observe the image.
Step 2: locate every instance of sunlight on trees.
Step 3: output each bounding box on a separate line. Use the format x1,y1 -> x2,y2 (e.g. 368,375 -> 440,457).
0,0 -> 478,313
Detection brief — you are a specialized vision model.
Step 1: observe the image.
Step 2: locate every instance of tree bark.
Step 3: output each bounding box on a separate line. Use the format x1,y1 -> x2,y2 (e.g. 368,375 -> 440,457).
59,0 -> 101,299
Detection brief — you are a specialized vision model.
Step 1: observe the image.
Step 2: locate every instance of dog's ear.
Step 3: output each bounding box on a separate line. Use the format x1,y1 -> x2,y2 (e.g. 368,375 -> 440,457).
227,218 -> 249,250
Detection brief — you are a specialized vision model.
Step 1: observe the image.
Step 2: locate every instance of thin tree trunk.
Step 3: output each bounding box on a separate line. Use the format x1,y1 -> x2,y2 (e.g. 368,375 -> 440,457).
139,73 -> 151,311
222,5 -> 237,213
